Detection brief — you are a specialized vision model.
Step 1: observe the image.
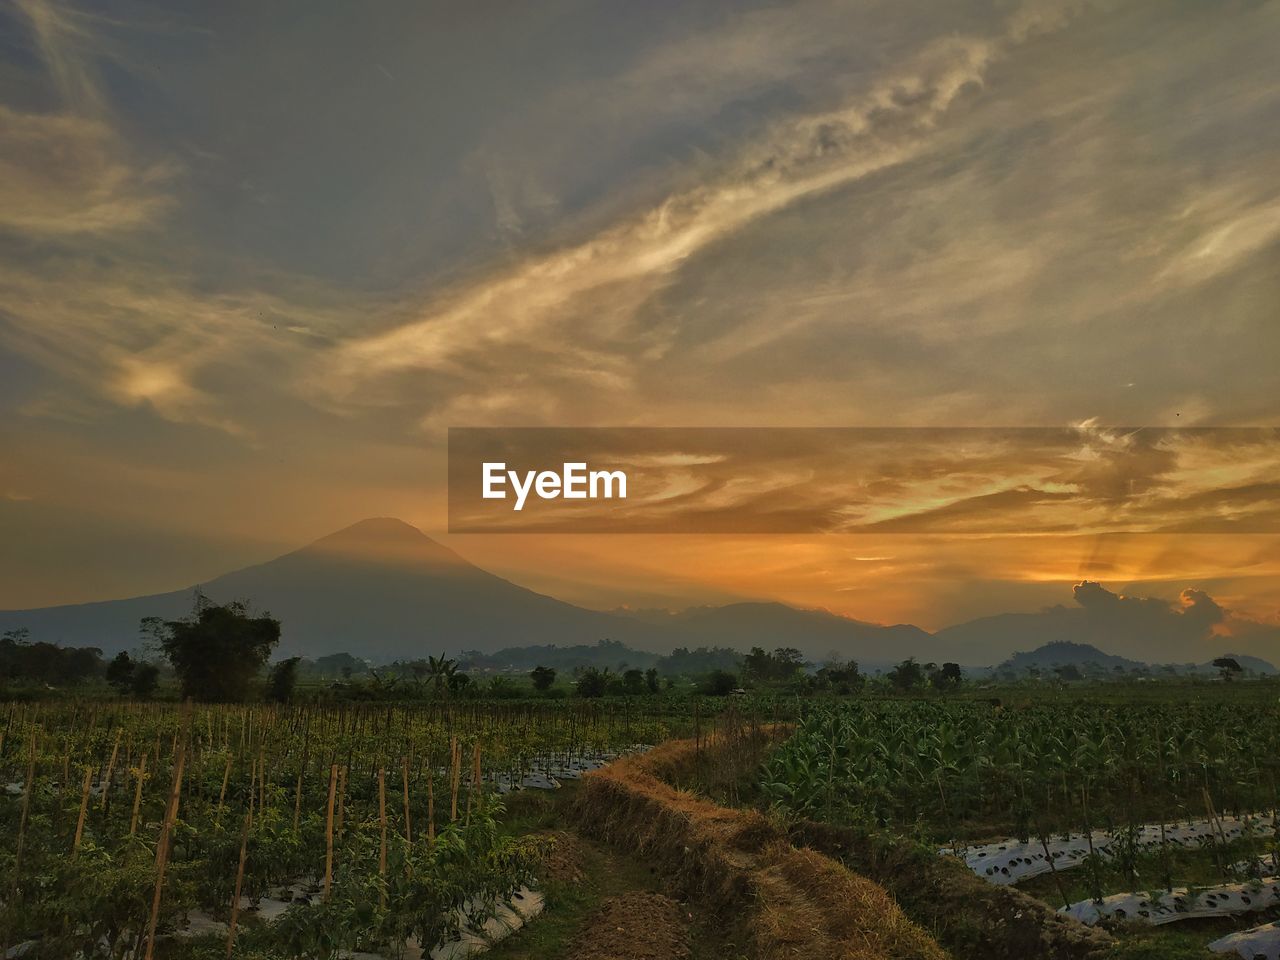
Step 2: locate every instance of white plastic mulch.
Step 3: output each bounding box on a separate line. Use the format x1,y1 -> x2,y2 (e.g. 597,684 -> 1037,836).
180,878 -> 545,958
492,746 -> 649,794
335,887 -> 544,959
1059,877 -> 1280,926
945,815 -> 1276,885
1210,919 -> 1280,960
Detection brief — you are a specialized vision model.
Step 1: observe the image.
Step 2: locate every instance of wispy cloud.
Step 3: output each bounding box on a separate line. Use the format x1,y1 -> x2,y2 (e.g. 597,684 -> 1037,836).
0,105 -> 175,234
1,0 -> 176,235
325,3 -> 1086,417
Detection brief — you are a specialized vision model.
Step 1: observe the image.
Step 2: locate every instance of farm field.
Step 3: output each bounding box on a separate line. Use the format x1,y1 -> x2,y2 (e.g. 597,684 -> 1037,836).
5,687 -> 1280,960
0,699 -> 682,959
760,695 -> 1280,960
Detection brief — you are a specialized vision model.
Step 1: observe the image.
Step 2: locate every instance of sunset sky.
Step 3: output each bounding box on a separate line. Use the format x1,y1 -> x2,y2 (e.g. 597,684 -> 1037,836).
2,1 -> 1277,649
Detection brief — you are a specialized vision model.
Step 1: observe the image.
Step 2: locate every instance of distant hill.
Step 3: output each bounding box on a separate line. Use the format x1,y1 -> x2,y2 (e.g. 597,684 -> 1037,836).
0,519 -> 670,660
616,601 -> 932,666
992,641 -> 1277,677
934,609 -> 1095,665
995,641 -> 1145,676
1189,654 -> 1278,676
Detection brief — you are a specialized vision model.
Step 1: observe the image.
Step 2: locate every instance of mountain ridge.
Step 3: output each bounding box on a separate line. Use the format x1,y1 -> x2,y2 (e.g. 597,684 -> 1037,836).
1,519 -> 1273,670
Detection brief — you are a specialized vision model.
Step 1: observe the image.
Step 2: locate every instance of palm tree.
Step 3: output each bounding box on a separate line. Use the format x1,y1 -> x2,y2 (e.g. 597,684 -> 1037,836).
427,655 -> 458,696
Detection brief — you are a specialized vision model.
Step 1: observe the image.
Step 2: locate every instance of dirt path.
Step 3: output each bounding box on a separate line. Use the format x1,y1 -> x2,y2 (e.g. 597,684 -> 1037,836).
486,793 -> 744,960
565,892 -> 691,960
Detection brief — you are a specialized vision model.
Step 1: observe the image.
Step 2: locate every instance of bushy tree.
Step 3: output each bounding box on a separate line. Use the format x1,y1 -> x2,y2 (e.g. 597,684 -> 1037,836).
742,646 -> 807,684
644,667 -> 659,693
930,661 -> 963,690
487,676 -> 520,698
267,656 -> 301,703
1214,657 -> 1243,681
815,658 -> 862,694
447,671 -> 472,695
106,651 -> 135,695
699,669 -> 738,696
529,665 -> 557,691
0,629 -> 103,686
887,657 -> 927,691
131,662 -> 160,700
575,667 -> 608,698
150,596 -> 280,702
622,668 -> 645,694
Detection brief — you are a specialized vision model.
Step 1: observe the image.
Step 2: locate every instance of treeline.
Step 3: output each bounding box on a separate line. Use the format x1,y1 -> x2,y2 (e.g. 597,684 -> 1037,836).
0,628 -> 104,686
457,639 -> 742,676
1,602 -> 967,704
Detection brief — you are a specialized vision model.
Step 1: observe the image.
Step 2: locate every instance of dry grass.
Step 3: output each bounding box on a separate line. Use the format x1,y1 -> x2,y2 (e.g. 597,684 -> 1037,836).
575,734 -> 949,960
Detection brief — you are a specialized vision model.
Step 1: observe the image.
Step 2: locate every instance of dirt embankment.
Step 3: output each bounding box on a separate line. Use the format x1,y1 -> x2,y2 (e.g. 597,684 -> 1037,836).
574,736 -> 948,960
566,892 -> 691,960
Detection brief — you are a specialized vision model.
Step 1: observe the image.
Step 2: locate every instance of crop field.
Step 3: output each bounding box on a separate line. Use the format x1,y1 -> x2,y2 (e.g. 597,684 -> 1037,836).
0,700 -> 676,959
762,696 -> 1280,960
7,689 -> 1280,960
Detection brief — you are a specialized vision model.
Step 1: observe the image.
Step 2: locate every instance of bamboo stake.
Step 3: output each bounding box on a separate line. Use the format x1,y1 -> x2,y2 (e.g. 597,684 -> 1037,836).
402,756 -> 412,843
72,765 -> 93,858
293,766 -> 305,832
225,779 -> 255,959
130,753 -> 148,837
336,765 -> 347,837
466,742 -> 481,824
216,754 -> 232,823
100,730 -> 122,810
378,766 -> 388,907
323,763 -> 337,901
427,769 -> 435,841
450,737 -> 460,821
143,741 -> 186,960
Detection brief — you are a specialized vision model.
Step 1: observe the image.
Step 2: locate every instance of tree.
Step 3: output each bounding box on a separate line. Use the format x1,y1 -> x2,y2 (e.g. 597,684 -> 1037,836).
622,668 -> 645,695
106,651 -> 136,695
887,657 -> 927,691
154,598 -> 280,701
2,627 -> 30,646
816,659 -> 862,694
530,665 -> 557,691
267,657 -> 301,703
426,655 -> 458,696
699,669 -> 739,696
742,646 -> 807,685
446,671 -> 472,695
487,676 -> 519,698
1213,657 -> 1243,681
131,662 -> 160,700
1053,664 -> 1083,683
931,662 -> 963,689
644,667 -> 659,693
576,667 -> 608,698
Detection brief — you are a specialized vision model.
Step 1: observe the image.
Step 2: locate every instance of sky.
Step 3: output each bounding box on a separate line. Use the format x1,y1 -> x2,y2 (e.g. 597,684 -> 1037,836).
1,0 -> 1278,654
